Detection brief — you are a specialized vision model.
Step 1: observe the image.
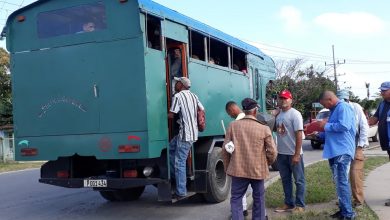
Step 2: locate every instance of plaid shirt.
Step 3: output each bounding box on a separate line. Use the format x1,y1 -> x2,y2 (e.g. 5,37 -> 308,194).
222,115 -> 277,180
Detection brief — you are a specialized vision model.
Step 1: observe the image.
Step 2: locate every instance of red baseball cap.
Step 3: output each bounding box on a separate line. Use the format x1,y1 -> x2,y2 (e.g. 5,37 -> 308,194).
279,90 -> 293,99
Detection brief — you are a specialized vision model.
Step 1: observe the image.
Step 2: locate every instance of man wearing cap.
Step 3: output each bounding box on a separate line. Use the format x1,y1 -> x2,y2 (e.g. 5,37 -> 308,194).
225,101 -> 249,217
337,90 -> 369,208
316,91 -> 356,219
168,77 -> 204,199
223,98 -> 277,220
368,81 -> 390,206
273,90 -> 306,213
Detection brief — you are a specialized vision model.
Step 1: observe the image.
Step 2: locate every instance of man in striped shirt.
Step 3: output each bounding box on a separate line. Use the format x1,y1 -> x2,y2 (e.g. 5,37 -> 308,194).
168,77 -> 204,199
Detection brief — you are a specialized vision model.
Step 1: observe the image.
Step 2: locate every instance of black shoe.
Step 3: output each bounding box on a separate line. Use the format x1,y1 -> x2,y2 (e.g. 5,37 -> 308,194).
243,210 -> 248,217
172,193 -> 186,201
330,211 -> 342,218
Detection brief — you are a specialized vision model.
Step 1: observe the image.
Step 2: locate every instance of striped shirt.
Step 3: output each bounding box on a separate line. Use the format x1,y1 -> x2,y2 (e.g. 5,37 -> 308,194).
170,90 -> 204,142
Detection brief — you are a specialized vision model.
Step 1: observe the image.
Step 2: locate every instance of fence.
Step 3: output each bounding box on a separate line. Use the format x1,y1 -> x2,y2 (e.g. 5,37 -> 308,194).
0,135 -> 15,162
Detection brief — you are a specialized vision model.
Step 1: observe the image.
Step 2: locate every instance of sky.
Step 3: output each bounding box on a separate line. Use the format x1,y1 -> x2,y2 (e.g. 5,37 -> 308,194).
0,0 -> 389,100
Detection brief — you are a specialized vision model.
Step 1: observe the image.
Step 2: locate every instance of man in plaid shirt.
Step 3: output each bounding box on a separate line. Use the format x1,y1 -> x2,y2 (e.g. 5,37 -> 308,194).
223,98 -> 277,220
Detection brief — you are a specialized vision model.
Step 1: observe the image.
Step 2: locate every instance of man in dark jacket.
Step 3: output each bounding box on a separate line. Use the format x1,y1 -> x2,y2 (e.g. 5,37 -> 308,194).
369,81 -> 390,206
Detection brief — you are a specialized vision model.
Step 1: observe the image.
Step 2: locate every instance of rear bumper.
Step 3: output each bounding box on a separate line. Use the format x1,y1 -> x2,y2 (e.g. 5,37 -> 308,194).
39,177 -> 166,189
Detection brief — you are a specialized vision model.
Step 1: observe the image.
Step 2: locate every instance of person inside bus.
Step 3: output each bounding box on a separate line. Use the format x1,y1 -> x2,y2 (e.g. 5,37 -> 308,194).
82,22 -> 95,32
170,48 -> 183,94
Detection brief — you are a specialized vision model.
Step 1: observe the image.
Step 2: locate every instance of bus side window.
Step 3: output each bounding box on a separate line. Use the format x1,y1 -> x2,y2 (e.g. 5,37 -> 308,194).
37,2 -> 107,39
209,38 -> 228,67
146,15 -> 162,50
189,31 -> 205,61
255,68 -> 259,100
232,48 -> 247,74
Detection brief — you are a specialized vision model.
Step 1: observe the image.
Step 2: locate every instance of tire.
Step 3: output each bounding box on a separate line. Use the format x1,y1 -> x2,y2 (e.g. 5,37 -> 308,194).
372,132 -> 379,142
99,186 -> 145,202
311,140 -> 322,150
99,191 -> 118,202
203,147 -> 231,203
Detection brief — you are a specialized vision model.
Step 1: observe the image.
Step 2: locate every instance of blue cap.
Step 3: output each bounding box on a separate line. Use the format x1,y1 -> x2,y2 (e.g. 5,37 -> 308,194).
379,81 -> 390,91
336,90 -> 350,100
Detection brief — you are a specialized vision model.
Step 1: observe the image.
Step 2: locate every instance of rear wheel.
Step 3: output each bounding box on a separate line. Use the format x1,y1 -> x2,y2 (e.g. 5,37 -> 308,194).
99,186 -> 145,202
311,140 -> 322,149
99,191 -> 118,202
372,132 -> 379,142
203,147 -> 231,203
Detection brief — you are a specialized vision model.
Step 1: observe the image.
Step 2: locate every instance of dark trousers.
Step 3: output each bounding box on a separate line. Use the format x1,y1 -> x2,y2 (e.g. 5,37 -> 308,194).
231,176 -> 265,220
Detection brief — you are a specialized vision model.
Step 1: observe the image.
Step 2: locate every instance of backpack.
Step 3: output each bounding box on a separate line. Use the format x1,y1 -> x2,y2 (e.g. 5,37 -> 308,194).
197,107 -> 206,132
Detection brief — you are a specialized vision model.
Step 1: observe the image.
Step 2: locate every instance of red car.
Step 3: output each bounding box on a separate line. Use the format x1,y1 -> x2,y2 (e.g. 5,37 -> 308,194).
304,109 -> 330,149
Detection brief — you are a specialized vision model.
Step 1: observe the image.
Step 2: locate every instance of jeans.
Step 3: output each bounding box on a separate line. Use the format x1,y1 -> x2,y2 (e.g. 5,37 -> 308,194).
231,176 -> 265,220
277,154 -> 306,207
169,135 -> 193,196
329,154 -> 355,218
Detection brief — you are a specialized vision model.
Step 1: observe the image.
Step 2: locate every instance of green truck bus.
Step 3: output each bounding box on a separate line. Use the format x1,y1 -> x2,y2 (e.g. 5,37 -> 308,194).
5,0 -> 276,202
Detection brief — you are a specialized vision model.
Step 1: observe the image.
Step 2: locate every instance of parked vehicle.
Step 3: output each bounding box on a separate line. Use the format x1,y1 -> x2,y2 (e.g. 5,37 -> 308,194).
304,109 -> 329,149
304,108 -> 379,149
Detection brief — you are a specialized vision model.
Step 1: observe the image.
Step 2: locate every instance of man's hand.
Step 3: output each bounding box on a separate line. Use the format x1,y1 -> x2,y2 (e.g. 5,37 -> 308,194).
306,131 -> 319,139
292,154 -> 301,165
316,119 -> 328,129
168,112 -> 174,119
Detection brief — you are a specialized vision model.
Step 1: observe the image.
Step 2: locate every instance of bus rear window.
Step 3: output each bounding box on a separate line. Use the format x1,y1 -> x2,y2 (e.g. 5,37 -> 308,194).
37,2 -> 107,39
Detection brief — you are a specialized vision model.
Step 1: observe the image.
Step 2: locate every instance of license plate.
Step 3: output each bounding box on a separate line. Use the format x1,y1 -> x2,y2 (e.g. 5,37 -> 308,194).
83,179 -> 107,188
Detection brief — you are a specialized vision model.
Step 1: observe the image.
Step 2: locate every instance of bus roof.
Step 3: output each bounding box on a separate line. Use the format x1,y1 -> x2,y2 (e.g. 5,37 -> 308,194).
138,0 -> 267,58
7,0 -> 269,59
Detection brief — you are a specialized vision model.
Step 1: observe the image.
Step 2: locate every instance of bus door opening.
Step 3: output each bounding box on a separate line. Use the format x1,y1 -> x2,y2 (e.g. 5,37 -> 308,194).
165,39 -> 194,178
165,39 -> 187,139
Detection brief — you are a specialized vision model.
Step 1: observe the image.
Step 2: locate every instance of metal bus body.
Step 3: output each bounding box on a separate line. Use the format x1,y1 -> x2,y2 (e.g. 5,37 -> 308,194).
5,0 -> 275,202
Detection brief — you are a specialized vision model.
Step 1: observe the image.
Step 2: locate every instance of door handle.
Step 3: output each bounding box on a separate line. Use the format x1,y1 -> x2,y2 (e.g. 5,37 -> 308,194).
93,84 -> 98,98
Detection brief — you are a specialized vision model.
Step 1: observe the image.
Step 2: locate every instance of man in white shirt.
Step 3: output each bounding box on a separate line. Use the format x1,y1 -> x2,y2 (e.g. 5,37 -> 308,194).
337,90 -> 369,207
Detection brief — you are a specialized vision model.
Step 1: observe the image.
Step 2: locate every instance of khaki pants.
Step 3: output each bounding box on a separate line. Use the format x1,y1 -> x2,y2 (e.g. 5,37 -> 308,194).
350,147 -> 365,205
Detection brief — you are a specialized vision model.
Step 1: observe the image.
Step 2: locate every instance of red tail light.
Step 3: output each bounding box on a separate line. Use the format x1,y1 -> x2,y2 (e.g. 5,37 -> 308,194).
57,170 -> 69,178
118,145 -> 140,153
21,148 -> 38,156
123,170 -> 138,178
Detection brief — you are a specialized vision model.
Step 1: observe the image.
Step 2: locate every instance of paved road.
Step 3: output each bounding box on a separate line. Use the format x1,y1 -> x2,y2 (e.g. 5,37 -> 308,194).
0,140 -> 380,220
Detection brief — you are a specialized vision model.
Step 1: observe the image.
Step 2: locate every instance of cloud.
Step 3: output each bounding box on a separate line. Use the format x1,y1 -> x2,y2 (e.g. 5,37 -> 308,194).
314,12 -> 385,35
279,6 -> 306,32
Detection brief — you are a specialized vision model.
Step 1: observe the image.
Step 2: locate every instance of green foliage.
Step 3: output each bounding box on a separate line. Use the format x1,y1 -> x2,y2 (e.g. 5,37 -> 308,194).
0,47 -> 11,127
266,59 -> 336,119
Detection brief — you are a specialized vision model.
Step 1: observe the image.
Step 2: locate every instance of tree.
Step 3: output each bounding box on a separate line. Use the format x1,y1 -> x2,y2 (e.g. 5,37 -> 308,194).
266,58 -> 336,119
0,47 -> 11,127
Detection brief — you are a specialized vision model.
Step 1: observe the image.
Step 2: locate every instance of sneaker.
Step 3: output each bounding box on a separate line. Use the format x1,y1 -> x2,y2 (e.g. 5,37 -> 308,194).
292,206 -> 305,213
243,210 -> 248,217
274,204 -> 294,213
330,210 -> 342,218
353,202 -> 363,209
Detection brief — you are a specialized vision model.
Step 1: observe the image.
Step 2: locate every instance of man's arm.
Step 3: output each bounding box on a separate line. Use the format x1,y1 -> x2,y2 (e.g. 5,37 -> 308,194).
368,117 -> 378,126
222,126 -> 232,172
355,103 -> 369,147
323,104 -> 354,132
264,129 -> 277,165
292,130 -> 303,165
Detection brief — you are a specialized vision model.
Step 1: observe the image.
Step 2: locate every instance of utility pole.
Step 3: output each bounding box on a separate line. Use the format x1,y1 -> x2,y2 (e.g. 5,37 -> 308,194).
365,82 -> 370,99
325,45 -> 345,92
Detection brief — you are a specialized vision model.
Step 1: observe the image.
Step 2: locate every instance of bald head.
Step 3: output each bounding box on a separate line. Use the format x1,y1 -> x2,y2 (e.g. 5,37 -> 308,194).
319,90 -> 339,109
